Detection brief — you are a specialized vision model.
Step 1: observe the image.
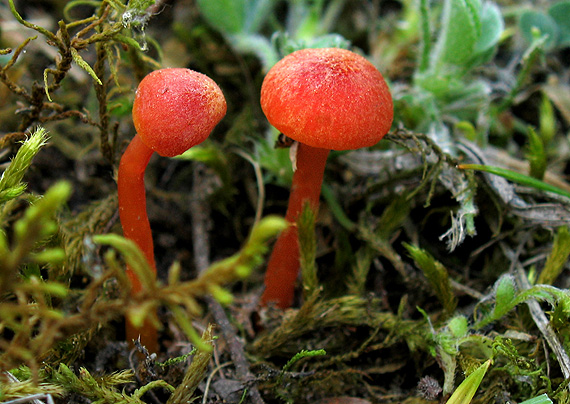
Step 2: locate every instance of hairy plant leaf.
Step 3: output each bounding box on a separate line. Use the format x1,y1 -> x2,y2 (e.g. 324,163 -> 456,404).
433,0 -> 481,68
494,274 -> 517,319
474,2 -> 503,54
549,1 -> 570,46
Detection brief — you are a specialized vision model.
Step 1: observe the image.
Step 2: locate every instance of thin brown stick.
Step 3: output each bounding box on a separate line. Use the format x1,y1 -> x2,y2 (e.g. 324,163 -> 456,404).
190,166 -> 265,404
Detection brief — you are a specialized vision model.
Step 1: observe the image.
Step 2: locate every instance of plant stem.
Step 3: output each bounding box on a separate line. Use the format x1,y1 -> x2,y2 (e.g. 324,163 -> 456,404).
117,133 -> 158,353
261,143 -> 330,309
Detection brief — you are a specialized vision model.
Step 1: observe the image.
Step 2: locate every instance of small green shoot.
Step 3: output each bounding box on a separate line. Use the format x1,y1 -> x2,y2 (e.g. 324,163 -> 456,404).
0,127 -> 49,205
526,127 -> 547,180
537,226 -> 570,285
276,349 -> 327,403
282,349 -> 327,374
404,243 -> 457,316
539,93 -> 556,144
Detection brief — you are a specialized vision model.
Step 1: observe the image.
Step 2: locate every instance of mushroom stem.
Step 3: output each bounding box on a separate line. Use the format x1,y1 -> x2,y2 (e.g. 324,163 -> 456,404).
261,143 -> 330,309
118,133 -> 156,282
117,133 -> 158,353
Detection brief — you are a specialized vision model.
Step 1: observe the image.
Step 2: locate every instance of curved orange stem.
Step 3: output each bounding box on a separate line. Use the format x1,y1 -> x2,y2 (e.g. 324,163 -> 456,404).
117,134 -> 158,353
261,143 -> 330,309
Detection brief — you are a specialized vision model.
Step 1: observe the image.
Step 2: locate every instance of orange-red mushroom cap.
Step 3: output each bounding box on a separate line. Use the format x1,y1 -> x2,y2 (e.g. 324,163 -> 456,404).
133,68 -> 227,157
260,48 -> 393,151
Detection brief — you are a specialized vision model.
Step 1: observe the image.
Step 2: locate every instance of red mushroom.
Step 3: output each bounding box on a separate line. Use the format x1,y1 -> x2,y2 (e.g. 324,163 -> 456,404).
259,48 -> 393,309
118,68 -> 226,352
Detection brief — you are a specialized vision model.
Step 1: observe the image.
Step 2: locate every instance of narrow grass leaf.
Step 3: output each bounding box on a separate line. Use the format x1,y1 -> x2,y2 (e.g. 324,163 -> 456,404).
446,359 -> 491,404
458,164 -> 570,199
519,394 -> 553,404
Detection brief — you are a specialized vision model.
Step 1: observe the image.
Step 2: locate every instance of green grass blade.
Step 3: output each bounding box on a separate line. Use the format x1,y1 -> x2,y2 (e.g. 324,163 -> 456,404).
458,164 -> 570,200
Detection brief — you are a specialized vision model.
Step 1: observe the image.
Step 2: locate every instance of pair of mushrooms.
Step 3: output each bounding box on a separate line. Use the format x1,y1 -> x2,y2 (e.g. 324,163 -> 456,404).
118,48 -> 394,351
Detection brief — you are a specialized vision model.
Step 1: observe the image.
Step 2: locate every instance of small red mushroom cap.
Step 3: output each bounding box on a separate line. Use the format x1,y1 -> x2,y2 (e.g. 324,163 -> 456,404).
260,48 -> 393,151
133,68 -> 227,157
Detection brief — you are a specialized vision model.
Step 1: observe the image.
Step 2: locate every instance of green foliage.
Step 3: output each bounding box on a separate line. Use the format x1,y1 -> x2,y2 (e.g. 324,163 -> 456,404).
195,0 -> 279,69
196,0 -> 350,71
95,215 -> 286,351
420,310 -> 493,395
196,0 -> 273,35
255,135 -> 295,187
58,194 -> 118,278
473,275 -> 569,330
281,349 -> 327,374
539,93 -> 556,145
52,363 -> 173,403
0,180 -> 71,275
0,179 -> 75,373
519,1 -> 570,50
0,373 -> 63,402
492,274 -> 517,321
404,0 -> 504,135
520,10 -> 560,51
